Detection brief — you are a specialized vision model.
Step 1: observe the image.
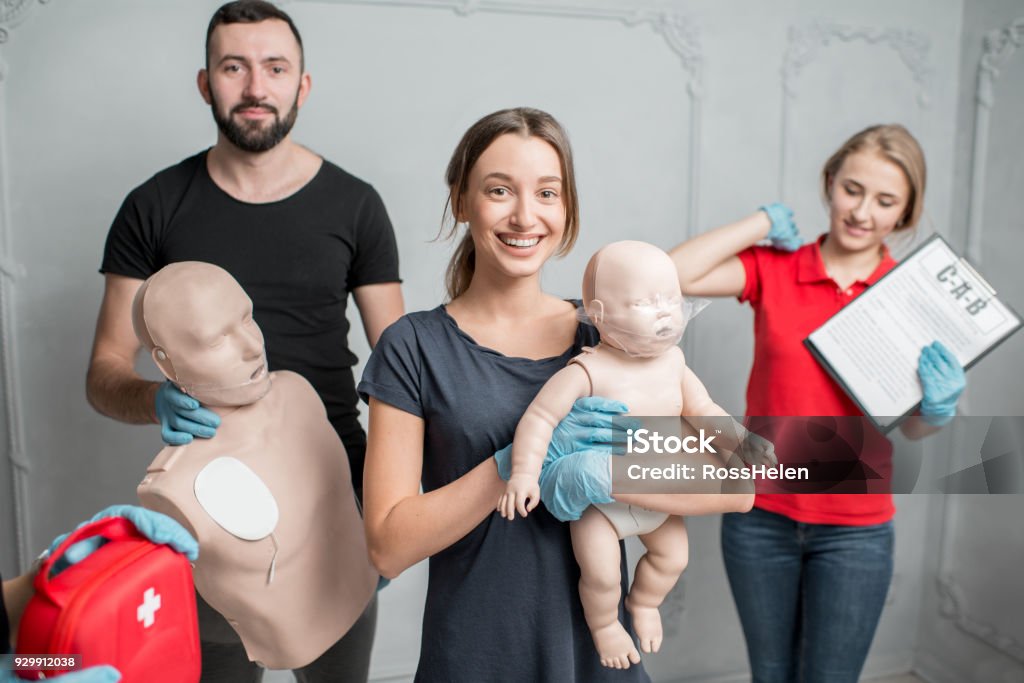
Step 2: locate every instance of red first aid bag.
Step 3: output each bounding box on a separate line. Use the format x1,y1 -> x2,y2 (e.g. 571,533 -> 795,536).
16,516 -> 201,681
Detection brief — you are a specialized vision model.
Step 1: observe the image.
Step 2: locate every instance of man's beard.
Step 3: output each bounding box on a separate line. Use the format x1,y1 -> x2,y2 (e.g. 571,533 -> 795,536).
210,90 -> 299,153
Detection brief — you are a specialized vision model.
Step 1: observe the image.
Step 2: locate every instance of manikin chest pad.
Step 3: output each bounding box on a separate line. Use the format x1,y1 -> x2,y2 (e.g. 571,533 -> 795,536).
194,457 -> 281,582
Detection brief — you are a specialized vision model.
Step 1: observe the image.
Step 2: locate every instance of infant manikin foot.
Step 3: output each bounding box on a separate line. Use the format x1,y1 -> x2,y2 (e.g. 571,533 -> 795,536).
591,620 -> 641,669
625,597 -> 663,653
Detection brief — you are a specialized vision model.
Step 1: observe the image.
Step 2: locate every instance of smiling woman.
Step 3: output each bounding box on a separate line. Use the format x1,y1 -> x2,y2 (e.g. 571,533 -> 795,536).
358,107 -> 652,682
458,135 -> 566,285
440,107 -> 580,302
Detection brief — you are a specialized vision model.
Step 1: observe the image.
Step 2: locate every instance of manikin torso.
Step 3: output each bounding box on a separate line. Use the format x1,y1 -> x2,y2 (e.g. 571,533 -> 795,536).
572,344 -> 685,538
132,261 -> 375,670
572,344 -> 684,416
139,371 -> 376,669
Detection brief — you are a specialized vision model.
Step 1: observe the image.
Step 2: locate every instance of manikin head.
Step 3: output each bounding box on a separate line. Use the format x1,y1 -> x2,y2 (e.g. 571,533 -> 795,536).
582,241 -> 686,358
132,262 -> 271,407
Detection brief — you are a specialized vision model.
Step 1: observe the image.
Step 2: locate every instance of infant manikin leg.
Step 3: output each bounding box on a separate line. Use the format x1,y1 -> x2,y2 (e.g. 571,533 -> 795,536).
625,515 -> 689,654
571,506 -> 641,669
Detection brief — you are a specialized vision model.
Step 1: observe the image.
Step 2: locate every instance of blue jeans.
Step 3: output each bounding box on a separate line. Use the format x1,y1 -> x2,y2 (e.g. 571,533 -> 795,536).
721,507 -> 893,683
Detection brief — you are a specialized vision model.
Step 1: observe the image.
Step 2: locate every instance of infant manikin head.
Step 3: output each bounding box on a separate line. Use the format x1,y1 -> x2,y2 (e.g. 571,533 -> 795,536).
132,262 -> 271,407
582,241 -> 686,358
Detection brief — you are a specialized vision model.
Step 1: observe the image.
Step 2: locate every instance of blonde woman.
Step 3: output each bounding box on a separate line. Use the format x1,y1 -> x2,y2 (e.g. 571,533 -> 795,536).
669,124 -> 966,682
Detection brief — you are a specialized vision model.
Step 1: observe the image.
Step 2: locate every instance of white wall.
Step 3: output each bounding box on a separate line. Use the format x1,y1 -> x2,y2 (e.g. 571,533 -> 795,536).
0,1 -> 1019,682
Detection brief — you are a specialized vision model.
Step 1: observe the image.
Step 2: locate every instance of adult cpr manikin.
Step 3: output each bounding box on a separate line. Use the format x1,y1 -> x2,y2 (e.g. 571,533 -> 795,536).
499,241 -> 775,669
134,262 -> 377,669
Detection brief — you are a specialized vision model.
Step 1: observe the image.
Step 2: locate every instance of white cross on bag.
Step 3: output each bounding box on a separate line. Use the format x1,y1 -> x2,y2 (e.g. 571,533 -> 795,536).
137,587 -> 162,628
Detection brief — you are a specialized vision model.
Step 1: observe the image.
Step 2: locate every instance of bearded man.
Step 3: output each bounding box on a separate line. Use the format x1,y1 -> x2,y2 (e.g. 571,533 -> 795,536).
85,2 -> 402,681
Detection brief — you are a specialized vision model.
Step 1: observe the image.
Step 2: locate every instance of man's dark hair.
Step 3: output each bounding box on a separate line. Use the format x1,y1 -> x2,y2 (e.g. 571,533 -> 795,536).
206,0 -> 304,70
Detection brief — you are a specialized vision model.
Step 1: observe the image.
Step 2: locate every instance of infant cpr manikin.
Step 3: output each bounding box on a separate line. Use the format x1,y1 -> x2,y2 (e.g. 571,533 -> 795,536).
134,261 -> 377,669
500,241 -> 775,669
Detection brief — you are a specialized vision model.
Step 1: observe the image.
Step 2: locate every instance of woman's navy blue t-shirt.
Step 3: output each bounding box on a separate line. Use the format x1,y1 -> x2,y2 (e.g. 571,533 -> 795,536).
358,305 -> 649,683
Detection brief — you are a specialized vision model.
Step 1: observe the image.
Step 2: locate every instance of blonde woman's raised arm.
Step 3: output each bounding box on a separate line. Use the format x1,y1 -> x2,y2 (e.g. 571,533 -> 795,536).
670,204 -> 800,297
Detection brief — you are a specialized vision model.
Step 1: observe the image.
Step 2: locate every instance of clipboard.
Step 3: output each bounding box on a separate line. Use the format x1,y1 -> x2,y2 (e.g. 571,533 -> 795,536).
804,234 -> 1022,432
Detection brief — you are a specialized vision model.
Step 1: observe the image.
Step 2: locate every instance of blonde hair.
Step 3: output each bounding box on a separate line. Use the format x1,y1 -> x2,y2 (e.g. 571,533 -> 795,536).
821,124 -> 926,230
441,107 -> 580,300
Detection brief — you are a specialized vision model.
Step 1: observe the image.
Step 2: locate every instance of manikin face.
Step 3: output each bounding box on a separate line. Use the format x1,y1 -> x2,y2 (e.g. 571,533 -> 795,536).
827,150 -> 911,254
459,133 -> 566,283
200,19 -> 310,153
588,243 -> 685,358
146,265 -> 271,407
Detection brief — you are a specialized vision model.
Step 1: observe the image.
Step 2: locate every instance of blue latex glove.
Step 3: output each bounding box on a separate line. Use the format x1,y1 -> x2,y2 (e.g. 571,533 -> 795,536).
0,658 -> 121,682
538,449 -> 614,522
494,397 -> 637,481
759,202 -> 802,251
918,341 -> 966,426
155,381 -> 220,446
46,505 -> 199,575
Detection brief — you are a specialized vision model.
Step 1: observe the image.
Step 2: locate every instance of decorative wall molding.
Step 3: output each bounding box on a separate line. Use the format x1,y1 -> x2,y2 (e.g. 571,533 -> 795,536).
777,21 -> 932,201
936,572 -> 1024,665
0,0 -> 45,572
935,26 -> 1024,670
934,416 -> 1024,666
966,16 -> 1024,265
313,0 -> 703,234
311,0 -> 703,82
932,23 -> 1024,668
0,0 -> 48,48
782,22 -> 931,104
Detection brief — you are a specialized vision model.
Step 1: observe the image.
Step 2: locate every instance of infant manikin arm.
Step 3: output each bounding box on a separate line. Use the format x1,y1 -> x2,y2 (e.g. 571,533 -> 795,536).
613,368 -> 757,515
680,363 -> 730,422
679,365 -> 776,468
499,364 -> 591,520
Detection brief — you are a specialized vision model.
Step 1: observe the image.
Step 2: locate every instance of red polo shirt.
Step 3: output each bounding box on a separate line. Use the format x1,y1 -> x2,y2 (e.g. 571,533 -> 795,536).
737,235 -> 897,525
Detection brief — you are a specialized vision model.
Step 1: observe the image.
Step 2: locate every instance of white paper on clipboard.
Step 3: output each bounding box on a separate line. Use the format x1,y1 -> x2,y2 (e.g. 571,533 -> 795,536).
805,235 -> 1021,430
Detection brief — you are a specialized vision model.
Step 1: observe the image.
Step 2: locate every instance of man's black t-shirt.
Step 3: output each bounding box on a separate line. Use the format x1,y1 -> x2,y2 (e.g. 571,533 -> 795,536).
101,151 -> 400,486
